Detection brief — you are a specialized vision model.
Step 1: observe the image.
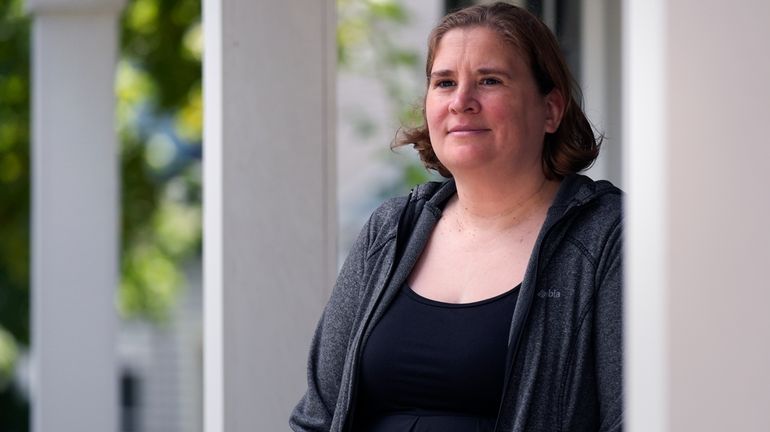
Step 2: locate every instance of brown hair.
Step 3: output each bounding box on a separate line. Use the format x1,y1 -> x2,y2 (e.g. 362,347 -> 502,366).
395,2 -> 600,179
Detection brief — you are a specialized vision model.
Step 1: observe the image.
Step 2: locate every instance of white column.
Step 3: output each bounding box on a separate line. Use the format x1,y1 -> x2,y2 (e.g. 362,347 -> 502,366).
204,0 -> 336,430
27,0 -> 125,431
625,0 -> 770,431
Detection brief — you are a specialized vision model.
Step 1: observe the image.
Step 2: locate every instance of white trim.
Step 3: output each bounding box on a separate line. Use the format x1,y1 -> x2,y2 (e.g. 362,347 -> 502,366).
623,0 -> 668,431
203,0 -> 223,429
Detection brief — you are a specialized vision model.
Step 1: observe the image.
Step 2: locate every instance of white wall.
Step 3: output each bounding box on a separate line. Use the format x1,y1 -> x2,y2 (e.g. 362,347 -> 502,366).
625,0 -> 770,431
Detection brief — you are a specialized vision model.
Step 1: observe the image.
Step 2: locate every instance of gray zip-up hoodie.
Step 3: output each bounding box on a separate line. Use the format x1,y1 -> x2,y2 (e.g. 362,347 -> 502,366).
291,174 -> 623,432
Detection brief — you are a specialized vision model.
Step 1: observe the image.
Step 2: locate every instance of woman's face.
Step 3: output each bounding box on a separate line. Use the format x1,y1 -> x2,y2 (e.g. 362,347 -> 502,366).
425,26 -> 563,177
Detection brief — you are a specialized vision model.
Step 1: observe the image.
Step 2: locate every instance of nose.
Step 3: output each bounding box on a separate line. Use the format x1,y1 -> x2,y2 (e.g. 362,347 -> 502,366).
448,84 -> 480,114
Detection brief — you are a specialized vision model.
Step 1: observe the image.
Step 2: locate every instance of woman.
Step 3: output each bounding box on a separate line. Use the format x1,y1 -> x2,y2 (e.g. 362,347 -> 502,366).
291,3 -> 622,431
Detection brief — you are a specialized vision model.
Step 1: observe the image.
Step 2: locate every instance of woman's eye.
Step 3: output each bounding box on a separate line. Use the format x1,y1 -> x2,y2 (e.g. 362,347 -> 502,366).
434,80 -> 455,88
481,77 -> 501,85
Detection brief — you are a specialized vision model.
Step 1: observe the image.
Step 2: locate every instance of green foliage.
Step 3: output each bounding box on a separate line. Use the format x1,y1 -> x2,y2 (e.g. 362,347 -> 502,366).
338,0 -> 423,122
0,0 -> 31,427
122,0 -> 201,112
0,382 -> 27,432
118,0 -> 202,321
0,0 -> 202,385
337,0 -> 438,195
0,0 -> 203,420
0,0 -> 31,355
0,327 -> 18,388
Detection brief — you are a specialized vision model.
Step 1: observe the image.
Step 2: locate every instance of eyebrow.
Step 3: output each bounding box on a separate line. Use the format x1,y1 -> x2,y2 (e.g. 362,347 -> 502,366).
429,69 -> 453,79
477,68 -> 513,79
428,68 -> 513,79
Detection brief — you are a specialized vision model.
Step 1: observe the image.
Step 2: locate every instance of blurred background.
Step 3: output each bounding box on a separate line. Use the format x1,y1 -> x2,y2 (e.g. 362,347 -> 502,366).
1,0 -> 203,429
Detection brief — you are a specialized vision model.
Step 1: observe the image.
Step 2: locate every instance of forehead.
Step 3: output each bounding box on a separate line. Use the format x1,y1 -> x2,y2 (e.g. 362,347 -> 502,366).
431,26 -> 526,71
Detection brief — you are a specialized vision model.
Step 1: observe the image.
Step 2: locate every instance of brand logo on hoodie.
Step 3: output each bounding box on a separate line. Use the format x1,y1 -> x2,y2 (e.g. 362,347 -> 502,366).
537,289 -> 561,299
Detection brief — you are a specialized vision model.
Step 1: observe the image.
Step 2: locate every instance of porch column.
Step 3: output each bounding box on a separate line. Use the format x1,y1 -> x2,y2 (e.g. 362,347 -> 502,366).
625,0 -> 770,430
27,0 -> 125,431
203,0 -> 337,430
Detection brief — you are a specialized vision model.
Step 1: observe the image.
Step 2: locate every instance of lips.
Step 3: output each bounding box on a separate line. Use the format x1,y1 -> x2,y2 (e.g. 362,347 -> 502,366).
448,126 -> 491,134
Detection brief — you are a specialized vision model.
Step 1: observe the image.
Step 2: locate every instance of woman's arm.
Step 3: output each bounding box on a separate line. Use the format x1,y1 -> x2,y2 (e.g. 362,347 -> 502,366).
289,213 -> 376,431
594,216 -> 624,432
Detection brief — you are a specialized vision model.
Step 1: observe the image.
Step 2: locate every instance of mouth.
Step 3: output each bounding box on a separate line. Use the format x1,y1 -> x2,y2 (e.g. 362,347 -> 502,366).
448,127 -> 491,135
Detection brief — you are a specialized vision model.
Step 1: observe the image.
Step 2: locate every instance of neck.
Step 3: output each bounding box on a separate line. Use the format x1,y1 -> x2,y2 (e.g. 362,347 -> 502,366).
449,168 -> 560,232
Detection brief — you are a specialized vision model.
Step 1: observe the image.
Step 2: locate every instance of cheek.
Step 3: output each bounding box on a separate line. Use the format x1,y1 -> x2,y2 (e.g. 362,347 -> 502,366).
425,98 -> 443,135
425,95 -> 441,117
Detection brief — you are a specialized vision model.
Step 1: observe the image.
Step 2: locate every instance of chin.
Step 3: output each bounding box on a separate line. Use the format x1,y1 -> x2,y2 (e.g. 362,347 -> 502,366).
438,148 -> 498,171
441,159 -> 499,176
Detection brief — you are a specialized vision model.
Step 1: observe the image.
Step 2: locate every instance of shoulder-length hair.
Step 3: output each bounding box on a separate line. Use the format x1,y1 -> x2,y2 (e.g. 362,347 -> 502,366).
395,2 -> 600,179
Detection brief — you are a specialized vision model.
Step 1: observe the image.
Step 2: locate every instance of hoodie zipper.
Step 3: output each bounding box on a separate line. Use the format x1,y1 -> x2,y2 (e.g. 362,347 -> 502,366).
492,202 -> 586,432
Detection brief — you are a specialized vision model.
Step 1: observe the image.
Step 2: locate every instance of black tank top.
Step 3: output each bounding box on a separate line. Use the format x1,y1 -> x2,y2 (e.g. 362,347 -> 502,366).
355,283 -> 520,431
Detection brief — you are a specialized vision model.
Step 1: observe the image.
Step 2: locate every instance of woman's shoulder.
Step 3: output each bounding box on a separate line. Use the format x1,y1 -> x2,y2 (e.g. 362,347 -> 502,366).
367,180 -> 451,228
556,174 -> 623,221
363,180 -> 452,250
585,179 -> 623,225
554,175 -> 623,256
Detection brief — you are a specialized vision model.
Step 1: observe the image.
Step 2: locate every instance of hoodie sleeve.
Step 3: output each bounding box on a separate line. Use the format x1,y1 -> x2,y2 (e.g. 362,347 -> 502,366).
594,216 -> 624,432
289,206 -> 385,431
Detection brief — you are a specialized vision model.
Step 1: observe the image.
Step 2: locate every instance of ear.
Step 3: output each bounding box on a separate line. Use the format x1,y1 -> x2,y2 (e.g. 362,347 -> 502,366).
543,88 -> 565,134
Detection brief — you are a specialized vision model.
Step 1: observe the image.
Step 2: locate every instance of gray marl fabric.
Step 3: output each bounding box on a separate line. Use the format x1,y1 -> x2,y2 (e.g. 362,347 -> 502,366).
290,174 -> 623,432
